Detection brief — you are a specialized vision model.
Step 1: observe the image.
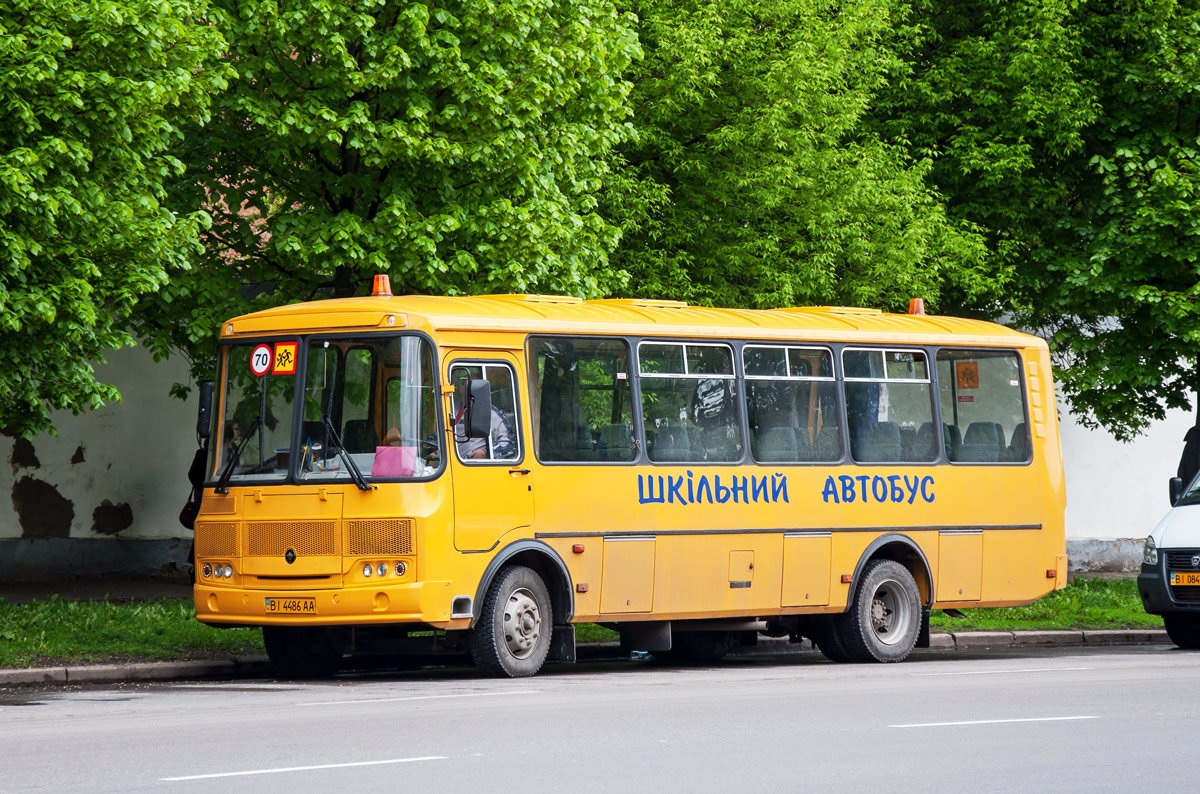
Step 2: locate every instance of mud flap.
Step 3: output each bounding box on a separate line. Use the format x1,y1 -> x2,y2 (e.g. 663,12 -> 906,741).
916,606 -> 931,648
619,621 -> 672,653
549,623 -> 576,663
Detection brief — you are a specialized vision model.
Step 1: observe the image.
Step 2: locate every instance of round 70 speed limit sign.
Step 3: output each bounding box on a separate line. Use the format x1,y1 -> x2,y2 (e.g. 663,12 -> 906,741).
250,344 -> 272,376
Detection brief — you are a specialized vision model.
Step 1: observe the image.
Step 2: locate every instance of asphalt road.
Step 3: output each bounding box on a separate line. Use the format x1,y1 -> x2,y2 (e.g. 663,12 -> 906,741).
2,645 -> 1195,794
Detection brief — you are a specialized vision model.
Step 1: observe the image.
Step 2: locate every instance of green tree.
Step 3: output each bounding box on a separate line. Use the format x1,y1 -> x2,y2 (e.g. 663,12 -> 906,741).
0,0 -> 227,436
870,0 -> 1200,439
601,0 -> 991,312
139,0 -> 640,386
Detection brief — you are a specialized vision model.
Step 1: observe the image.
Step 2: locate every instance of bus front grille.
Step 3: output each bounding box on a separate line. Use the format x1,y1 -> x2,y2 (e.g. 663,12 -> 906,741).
346,519 -> 415,555
247,521 -> 337,556
195,522 -> 239,557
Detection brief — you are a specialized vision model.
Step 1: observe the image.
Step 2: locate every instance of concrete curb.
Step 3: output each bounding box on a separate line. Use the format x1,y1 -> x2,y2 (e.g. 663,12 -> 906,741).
0,630 -> 1172,687
0,656 -> 271,687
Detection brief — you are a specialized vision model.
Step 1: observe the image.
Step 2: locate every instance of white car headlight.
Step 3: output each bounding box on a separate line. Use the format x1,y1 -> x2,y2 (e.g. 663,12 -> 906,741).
1143,535 -> 1159,566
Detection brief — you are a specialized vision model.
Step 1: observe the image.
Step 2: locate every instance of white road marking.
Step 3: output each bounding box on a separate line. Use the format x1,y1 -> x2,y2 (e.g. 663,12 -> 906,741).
912,667 -> 1093,677
890,716 -> 1099,729
161,756 -> 446,781
300,689 -> 537,706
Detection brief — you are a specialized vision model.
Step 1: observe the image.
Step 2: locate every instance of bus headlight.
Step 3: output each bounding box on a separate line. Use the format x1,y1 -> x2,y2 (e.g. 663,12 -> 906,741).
201,564 -> 213,578
222,564 -> 234,578
1144,535 -> 1158,566
363,563 -> 373,577
395,561 -> 407,577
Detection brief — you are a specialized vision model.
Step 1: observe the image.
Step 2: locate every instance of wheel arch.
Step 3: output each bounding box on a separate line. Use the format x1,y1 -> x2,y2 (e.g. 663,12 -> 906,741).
470,540 -> 574,629
845,533 -> 934,609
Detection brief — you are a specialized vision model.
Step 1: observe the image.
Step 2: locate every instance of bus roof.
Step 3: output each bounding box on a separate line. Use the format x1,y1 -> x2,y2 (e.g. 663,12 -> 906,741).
222,293 -> 1042,348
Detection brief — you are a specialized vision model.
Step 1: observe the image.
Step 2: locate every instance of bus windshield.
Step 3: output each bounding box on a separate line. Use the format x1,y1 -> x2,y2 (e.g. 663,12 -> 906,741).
210,341 -> 301,485
298,334 -> 441,482
208,335 -> 441,485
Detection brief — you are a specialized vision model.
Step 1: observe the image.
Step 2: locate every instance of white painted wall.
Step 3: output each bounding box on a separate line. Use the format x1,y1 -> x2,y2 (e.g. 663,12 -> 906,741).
0,344 -> 1189,547
1058,397 -> 1192,542
0,345 -> 198,541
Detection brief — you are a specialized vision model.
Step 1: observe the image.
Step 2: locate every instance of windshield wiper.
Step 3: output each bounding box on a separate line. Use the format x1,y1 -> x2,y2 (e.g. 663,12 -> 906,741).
214,416 -> 261,494
321,415 -> 372,491
317,352 -> 372,491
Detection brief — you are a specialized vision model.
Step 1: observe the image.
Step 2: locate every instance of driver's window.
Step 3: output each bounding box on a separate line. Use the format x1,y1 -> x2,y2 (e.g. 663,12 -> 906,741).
451,363 -> 521,462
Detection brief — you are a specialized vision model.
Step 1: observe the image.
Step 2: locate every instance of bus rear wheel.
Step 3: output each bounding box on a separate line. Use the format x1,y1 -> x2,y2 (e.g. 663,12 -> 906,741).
262,626 -> 344,678
1163,614 -> 1200,649
838,559 -> 921,663
470,565 -> 552,678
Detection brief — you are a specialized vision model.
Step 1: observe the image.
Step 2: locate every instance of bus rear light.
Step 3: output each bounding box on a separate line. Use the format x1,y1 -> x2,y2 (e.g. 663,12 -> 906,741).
395,561 -> 407,577
202,564 -> 213,578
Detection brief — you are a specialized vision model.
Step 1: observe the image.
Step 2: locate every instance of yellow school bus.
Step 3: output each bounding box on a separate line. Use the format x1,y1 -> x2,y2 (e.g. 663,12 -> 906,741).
191,277 -> 1067,677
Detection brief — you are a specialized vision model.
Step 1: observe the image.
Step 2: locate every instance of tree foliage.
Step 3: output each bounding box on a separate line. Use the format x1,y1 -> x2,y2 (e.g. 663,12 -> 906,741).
138,0 -> 640,386
871,0 -> 1200,439
0,0 -> 227,436
601,0 -> 991,312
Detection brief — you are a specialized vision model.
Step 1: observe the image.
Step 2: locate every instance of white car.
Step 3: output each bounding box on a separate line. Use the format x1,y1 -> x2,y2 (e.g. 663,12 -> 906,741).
1140,476 -> 1200,648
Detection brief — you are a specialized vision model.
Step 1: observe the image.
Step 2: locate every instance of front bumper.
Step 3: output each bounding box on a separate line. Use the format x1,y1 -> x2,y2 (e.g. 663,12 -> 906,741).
1138,563 -> 1200,615
195,579 -> 465,629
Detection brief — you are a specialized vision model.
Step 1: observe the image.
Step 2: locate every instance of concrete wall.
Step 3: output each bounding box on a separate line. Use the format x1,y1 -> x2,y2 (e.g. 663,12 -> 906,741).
0,344 -> 1189,578
1,346 -> 198,578
1057,400 -> 1192,573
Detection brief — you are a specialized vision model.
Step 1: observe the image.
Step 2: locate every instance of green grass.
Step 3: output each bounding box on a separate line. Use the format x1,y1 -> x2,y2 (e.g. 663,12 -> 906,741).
576,623 -> 620,643
0,596 -> 264,668
0,577 -> 1159,669
929,576 -> 1161,632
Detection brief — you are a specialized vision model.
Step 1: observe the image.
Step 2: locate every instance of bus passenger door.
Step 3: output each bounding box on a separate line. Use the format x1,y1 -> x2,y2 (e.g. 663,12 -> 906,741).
448,356 -> 534,552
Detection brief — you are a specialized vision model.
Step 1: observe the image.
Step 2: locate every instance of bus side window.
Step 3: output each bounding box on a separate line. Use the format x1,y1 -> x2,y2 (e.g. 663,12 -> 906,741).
528,337 -> 634,463
744,345 -> 840,463
937,350 -> 1029,464
640,342 -> 742,463
451,363 -> 520,462
843,348 -> 935,464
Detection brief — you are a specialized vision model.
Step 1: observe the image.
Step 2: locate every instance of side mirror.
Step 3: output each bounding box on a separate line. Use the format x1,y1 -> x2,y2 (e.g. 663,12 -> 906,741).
196,381 -> 214,440
1170,476 -> 1184,506
466,379 -> 492,439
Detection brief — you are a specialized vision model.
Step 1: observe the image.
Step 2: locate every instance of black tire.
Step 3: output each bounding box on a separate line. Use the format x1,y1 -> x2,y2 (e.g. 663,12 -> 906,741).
810,616 -> 853,663
837,559 -> 922,663
1163,614 -> 1200,649
654,630 -> 739,664
470,565 -> 552,678
262,626 -> 344,678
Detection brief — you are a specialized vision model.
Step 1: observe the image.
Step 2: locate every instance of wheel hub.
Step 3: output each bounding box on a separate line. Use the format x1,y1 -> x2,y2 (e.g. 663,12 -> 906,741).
502,587 -> 541,660
868,580 -> 910,646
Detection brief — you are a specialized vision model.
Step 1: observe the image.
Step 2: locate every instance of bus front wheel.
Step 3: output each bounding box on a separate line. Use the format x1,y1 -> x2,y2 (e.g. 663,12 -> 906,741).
471,565 -> 552,678
262,626 -> 344,678
839,559 -> 921,663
